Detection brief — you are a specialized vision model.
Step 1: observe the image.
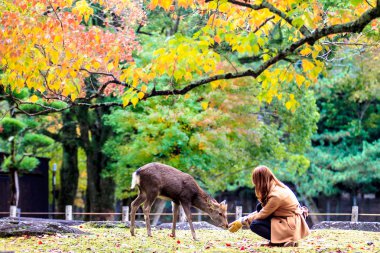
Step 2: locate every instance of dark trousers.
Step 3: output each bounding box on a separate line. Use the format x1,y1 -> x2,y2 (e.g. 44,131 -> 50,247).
249,203 -> 271,240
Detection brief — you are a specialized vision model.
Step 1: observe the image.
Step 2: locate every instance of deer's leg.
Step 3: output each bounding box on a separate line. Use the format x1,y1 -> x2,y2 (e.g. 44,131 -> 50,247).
181,203 -> 197,241
171,202 -> 180,237
143,194 -> 157,237
130,193 -> 146,236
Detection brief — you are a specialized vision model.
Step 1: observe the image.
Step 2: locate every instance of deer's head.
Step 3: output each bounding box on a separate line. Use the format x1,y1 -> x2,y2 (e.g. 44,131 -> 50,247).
209,200 -> 228,229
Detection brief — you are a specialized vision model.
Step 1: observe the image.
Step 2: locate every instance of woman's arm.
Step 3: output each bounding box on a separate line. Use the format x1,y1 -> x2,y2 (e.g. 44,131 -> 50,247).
246,195 -> 281,223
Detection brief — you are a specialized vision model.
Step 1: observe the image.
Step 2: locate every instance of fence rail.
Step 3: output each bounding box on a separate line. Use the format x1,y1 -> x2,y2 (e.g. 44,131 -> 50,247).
1,205 -> 380,222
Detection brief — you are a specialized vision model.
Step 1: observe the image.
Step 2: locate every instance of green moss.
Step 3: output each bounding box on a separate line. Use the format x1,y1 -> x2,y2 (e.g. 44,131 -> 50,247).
0,228 -> 378,252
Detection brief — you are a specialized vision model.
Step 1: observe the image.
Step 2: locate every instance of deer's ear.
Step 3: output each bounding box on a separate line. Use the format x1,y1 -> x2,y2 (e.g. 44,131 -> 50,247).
220,200 -> 227,209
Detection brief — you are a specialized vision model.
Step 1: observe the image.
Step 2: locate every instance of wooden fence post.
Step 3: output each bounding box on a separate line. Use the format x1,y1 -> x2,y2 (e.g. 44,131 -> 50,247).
65,205 -> 73,221
122,206 -> 129,222
9,206 -> 17,218
351,206 -> 358,222
235,206 -> 242,220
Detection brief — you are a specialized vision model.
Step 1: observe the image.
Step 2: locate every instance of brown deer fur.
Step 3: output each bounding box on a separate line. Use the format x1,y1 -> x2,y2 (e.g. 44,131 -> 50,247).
130,162 -> 228,240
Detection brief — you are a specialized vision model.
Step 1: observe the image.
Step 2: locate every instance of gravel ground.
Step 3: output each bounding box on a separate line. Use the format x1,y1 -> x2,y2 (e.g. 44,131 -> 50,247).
312,221 -> 380,232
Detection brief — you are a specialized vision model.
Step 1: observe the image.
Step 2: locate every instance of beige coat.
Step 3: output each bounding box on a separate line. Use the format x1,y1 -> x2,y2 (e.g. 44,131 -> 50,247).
246,184 -> 310,243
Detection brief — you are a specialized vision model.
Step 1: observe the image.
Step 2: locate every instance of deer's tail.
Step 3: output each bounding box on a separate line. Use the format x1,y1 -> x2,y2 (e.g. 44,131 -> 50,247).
131,171 -> 140,189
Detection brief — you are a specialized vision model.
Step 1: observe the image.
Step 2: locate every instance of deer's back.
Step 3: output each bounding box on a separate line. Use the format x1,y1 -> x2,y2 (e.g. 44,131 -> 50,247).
136,163 -> 200,203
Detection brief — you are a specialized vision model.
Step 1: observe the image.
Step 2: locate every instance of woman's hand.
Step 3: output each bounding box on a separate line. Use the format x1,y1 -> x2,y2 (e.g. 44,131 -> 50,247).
228,219 -> 243,233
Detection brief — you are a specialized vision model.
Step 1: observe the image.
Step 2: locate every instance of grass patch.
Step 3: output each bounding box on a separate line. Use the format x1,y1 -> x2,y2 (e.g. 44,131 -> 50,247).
0,226 -> 378,252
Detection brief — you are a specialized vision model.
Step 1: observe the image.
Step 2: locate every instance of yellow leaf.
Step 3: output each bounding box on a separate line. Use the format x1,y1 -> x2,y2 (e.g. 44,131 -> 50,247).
184,72 -> 192,81
30,95 -> 38,103
300,47 -> 312,56
93,61 -> 101,70
302,59 -> 315,72
211,81 -> 219,89
137,92 -> 144,99
201,101 -> 208,110
133,75 -> 139,87
285,101 -> 292,110
263,54 -> 271,61
71,93 -> 77,101
314,44 -> 323,52
54,35 -> 62,44
295,74 -> 305,87
141,85 -> 148,93
122,97 -> 130,107
72,0 -> 94,22
160,0 -> 172,10
184,93 -> 190,99
50,50 -> 59,64
252,44 -> 260,54
38,86 -> 46,93
70,70 -> 77,78
107,62 -> 114,72
131,97 -> 139,107
257,38 -> 265,47
266,94 -> 273,103
312,50 -> 319,60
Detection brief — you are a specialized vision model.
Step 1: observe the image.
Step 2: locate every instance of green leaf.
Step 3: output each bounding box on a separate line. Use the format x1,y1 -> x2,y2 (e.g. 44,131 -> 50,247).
350,0 -> 362,6
292,17 -> 304,28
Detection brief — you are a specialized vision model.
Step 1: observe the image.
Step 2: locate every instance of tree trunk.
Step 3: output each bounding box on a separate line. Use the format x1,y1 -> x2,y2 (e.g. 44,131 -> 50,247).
85,147 -> 115,220
58,111 -> 79,211
303,196 -> 320,225
326,198 -> 331,221
9,105 -> 19,207
9,168 -> 19,206
77,106 -> 115,220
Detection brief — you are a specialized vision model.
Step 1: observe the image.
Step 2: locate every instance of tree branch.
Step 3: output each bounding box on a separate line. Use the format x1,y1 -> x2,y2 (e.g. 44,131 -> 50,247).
6,3 -> 380,113
136,23 -> 153,36
206,0 -> 311,36
146,5 -> 380,96
252,15 -> 275,33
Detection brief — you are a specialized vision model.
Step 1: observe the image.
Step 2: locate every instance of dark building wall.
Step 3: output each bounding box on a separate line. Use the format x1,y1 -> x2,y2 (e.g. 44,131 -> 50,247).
0,153 -> 49,217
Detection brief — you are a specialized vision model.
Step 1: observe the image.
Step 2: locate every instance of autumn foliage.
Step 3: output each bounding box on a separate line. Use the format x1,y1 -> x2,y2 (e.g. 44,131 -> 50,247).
1,0 -> 379,111
0,0 -> 142,102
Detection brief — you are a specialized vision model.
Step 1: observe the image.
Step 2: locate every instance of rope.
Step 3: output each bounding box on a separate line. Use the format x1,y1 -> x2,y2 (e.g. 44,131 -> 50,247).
0,212 -> 379,216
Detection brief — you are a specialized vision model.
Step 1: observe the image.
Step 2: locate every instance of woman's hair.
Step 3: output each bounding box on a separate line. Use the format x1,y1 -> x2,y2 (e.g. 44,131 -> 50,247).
252,165 -> 285,205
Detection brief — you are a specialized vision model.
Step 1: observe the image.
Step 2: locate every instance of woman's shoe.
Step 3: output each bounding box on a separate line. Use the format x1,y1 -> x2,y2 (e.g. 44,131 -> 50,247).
258,242 -> 272,247
259,242 -> 284,247
283,241 -> 299,247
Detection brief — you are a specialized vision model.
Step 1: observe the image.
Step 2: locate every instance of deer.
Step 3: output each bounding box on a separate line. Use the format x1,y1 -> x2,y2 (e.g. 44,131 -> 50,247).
130,162 -> 228,240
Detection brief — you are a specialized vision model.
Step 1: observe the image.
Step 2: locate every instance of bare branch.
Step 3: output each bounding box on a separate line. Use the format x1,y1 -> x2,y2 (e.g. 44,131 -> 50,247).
252,16 -> 275,33
321,41 -> 380,47
79,68 -> 116,78
366,0 -> 374,8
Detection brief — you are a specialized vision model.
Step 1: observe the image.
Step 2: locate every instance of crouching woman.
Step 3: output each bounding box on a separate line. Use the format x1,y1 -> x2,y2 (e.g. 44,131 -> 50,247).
228,165 -> 310,247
